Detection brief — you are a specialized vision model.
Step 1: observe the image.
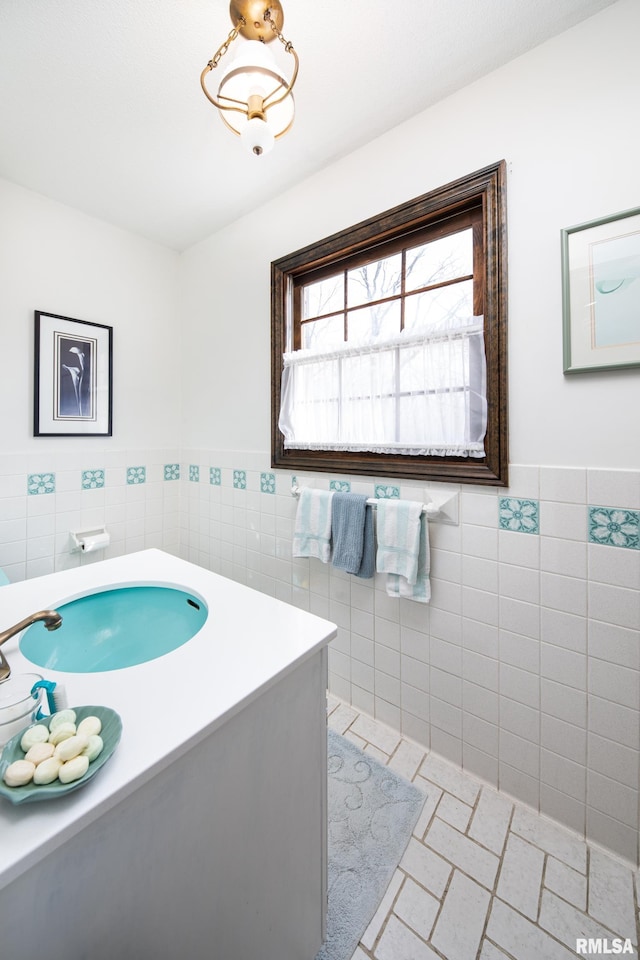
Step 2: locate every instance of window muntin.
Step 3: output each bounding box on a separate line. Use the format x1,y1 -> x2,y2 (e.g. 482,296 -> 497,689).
299,228 -> 474,344
271,162 -> 508,485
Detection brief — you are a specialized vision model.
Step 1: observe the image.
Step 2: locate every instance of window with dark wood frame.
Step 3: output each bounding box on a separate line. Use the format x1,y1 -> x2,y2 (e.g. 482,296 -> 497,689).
271,161 -> 508,486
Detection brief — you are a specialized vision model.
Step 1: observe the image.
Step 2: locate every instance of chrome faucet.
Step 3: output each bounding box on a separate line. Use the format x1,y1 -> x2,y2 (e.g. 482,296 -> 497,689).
0,610 -> 62,682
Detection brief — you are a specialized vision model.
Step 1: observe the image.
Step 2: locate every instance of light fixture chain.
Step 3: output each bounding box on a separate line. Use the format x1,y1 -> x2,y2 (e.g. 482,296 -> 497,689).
264,8 -> 294,53
207,20 -> 244,69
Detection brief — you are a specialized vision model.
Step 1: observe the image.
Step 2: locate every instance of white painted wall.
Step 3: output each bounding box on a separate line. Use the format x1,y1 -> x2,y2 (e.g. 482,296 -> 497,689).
180,0 -> 640,470
0,178 -> 181,454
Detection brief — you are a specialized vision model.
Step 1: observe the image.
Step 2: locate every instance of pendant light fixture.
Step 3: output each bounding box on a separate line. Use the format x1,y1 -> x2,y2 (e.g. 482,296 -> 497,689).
200,0 -> 299,157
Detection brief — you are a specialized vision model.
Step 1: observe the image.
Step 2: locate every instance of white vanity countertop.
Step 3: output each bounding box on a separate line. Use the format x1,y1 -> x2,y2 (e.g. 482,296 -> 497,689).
0,549 -> 337,892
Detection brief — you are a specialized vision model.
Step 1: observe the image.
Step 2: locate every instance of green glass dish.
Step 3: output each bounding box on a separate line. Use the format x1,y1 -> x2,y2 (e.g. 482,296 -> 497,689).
0,705 -> 122,805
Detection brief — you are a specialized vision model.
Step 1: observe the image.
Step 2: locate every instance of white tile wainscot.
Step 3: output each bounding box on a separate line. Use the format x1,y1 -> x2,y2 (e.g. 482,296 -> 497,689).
0,550 -> 336,960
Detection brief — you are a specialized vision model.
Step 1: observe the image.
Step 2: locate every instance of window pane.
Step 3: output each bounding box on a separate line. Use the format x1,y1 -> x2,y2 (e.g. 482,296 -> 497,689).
398,340 -> 469,394
302,275 -> 344,320
406,229 -> 473,292
342,351 -> 395,399
347,253 -> 402,307
342,352 -> 396,443
348,301 -> 401,343
398,392 -> 467,445
291,360 -> 340,441
404,280 -> 474,333
301,315 -> 344,349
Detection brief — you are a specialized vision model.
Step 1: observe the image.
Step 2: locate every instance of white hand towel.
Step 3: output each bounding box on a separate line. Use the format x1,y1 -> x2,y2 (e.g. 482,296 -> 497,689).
375,499 -> 423,585
386,513 -> 431,603
292,488 -> 334,563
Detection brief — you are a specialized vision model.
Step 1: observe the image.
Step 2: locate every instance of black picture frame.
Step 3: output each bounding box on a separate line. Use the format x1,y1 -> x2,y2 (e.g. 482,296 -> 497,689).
34,311 -> 113,437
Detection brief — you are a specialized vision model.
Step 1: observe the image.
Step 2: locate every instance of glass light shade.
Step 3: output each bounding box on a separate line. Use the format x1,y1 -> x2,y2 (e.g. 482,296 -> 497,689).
241,117 -> 275,156
216,39 -> 295,138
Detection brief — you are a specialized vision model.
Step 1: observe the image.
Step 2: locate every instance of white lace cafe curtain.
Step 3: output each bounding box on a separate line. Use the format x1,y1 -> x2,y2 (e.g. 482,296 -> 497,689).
278,318 -> 487,458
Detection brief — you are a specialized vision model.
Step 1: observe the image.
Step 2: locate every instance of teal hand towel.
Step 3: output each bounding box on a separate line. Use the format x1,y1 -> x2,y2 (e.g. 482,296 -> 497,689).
293,488 -> 334,563
376,499 -> 423,584
386,513 -> 431,603
331,492 -> 367,574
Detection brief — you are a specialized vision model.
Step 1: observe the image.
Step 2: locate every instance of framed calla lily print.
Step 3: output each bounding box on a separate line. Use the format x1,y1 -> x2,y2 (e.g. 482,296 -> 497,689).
562,207 -> 640,373
34,311 -> 113,436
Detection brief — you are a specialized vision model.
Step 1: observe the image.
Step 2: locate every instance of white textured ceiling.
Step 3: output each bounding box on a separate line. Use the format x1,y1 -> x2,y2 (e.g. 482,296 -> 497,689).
0,0 -> 617,250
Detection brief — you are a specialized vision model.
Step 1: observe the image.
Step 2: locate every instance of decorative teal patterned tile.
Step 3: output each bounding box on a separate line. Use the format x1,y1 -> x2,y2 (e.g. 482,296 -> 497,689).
260,472 -> 276,494
330,480 -> 351,493
28,473 -> 55,495
233,470 -> 247,490
189,465 -> 200,483
126,466 -> 146,485
499,497 -> 539,534
210,467 -> 221,486
164,463 -> 180,481
589,506 -> 639,549
375,484 -> 400,499
81,469 -> 105,490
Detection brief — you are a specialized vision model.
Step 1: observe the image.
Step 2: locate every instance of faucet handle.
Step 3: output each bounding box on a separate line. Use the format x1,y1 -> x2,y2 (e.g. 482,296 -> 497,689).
0,648 -> 10,683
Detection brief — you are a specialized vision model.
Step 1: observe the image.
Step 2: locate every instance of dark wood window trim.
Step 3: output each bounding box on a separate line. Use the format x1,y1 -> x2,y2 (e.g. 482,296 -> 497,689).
271,161 -> 508,486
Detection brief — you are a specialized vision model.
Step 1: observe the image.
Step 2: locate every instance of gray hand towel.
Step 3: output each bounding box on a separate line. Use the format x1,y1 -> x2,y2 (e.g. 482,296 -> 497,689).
355,505 -> 375,580
331,493 -> 368,575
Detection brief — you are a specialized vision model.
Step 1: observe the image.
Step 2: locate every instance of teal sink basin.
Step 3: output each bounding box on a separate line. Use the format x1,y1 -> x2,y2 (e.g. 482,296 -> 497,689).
20,585 -> 208,672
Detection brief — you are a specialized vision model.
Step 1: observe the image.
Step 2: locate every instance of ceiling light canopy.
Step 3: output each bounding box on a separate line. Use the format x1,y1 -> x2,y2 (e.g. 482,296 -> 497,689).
201,0 -> 299,157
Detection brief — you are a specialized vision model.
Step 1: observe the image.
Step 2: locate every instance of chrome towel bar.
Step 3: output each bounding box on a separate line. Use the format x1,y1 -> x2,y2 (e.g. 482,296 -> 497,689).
291,484 -> 459,525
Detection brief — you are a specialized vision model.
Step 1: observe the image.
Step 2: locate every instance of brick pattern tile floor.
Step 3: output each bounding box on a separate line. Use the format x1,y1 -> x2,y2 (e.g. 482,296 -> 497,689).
327,696 -> 640,960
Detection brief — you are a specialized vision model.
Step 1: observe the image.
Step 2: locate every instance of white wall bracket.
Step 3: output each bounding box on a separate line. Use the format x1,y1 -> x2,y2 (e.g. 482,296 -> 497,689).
424,491 -> 459,525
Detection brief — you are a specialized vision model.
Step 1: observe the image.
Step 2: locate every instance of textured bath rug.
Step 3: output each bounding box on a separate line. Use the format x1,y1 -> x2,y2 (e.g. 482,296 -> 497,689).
315,728 -> 426,960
